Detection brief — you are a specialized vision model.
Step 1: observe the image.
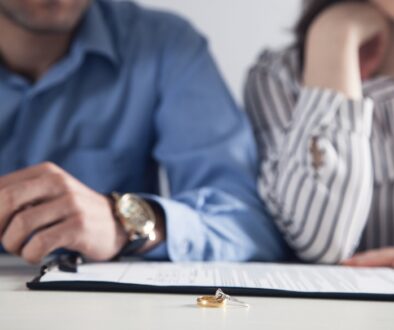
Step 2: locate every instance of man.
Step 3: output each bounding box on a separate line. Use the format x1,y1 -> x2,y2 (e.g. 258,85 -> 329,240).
0,0 -> 289,264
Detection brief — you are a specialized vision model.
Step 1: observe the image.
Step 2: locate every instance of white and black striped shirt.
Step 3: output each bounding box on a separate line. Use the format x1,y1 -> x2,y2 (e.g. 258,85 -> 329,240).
245,47 -> 394,263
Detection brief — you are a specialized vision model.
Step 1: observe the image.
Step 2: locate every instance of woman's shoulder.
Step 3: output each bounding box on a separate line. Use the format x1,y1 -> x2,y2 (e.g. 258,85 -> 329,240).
248,46 -> 301,81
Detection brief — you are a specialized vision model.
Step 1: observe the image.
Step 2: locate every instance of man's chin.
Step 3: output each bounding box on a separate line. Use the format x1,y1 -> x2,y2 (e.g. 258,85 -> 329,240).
0,0 -> 91,34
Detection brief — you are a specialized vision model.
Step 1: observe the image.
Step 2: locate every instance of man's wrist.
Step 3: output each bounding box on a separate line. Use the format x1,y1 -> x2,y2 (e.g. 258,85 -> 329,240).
108,194 -> 166,255
136,200 -> 166,254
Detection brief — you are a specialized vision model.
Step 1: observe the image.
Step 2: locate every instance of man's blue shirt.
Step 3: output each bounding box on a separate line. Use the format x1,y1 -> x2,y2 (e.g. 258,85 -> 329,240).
0,0 -> 289,261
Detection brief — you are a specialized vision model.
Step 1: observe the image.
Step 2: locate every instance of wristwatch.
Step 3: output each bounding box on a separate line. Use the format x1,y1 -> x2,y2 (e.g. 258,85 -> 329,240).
110,193 -> 157,243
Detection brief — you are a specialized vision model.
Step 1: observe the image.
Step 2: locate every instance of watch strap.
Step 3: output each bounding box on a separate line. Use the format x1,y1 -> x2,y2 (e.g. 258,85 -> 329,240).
118,236 -> 149,256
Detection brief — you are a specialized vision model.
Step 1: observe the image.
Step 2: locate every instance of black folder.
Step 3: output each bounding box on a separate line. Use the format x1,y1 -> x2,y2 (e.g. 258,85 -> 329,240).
27,258 -> 394,302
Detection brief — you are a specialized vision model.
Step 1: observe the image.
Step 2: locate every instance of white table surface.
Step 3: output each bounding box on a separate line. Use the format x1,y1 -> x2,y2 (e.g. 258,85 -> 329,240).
1,256 -> 393,330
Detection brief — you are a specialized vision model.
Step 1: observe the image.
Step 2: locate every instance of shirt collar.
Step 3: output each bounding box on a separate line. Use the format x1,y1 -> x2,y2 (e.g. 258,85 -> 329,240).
72,1 -> 120,67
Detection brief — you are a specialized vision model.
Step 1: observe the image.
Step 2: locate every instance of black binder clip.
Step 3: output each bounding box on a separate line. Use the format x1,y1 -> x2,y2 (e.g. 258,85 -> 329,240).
41,254 -> 82,275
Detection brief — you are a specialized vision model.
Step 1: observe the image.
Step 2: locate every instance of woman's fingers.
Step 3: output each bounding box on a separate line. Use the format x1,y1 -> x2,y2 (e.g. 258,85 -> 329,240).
342,248 -> 394,267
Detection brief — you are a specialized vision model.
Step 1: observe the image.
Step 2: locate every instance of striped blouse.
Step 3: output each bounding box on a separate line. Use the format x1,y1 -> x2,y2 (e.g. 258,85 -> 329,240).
245,47 -> 394,264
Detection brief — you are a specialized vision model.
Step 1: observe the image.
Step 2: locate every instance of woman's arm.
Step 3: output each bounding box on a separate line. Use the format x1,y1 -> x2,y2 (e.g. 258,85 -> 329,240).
304,2 -> 390,99
246,3 -> 389,264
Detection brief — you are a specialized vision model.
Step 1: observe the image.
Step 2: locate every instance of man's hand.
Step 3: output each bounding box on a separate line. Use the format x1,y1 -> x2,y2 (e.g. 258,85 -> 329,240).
304,2 -> 390,99
0,162 -> 128,264
342,248 -> 394,268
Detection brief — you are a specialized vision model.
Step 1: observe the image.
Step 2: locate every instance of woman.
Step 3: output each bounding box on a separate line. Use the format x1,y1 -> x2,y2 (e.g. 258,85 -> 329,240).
246,0 -> 394,266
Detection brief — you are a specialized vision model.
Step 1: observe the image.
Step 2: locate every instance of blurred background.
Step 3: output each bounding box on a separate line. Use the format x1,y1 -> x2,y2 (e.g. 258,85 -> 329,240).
136,0 -> 302,103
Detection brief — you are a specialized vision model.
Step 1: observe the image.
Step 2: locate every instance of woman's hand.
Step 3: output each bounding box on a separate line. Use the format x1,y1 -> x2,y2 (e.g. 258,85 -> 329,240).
304,2 -> 390,99
342,248 -> 394,267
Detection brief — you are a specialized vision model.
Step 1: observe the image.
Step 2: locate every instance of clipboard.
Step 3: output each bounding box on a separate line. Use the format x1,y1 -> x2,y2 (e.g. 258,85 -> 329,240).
27,256 -> 394,302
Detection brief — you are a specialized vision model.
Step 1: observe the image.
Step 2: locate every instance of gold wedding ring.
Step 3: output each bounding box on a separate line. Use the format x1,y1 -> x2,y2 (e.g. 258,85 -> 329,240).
196,295 -> 226,308
196,289 -> 250,309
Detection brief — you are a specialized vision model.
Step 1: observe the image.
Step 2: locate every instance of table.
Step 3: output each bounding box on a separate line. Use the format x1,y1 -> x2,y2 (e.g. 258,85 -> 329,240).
0,256 -> 393,330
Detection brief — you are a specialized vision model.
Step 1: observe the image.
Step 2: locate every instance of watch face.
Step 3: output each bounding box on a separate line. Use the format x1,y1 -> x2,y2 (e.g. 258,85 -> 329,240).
119,197 -> 138,218
118,194 -> 155,236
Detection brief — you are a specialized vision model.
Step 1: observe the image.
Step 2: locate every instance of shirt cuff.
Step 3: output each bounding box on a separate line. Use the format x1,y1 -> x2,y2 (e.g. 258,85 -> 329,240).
142,241 -> 169,260
140,194 -> 207,261
294,87 -> 374,136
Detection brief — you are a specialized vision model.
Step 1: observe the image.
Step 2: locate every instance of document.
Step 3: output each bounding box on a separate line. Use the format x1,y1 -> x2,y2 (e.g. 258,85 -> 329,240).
37,262 -> 394,296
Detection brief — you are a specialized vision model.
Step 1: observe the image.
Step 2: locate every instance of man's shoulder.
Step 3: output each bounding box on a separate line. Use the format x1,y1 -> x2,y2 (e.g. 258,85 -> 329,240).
97,0 -> 199,42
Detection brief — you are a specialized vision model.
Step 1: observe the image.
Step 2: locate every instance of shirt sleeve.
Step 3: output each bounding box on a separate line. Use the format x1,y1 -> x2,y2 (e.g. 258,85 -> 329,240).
140,20 -> 291,262
245,51 -> 374,264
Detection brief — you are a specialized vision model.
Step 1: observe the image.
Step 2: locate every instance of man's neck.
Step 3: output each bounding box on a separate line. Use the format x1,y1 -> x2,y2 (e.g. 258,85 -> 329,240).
0,15 -> 72,82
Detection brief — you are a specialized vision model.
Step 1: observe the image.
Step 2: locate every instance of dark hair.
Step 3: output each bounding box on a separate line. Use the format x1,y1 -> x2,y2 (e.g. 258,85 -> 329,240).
295,0 -> 365,63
